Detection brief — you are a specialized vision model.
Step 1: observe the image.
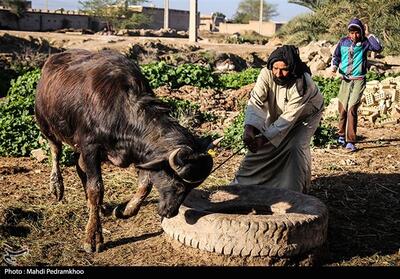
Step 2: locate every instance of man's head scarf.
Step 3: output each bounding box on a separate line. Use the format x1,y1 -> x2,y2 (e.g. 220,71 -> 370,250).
266,45 -> 311,95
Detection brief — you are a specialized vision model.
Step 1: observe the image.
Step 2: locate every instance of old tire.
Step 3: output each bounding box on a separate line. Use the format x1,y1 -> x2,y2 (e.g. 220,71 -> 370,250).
161,185 -> 328,257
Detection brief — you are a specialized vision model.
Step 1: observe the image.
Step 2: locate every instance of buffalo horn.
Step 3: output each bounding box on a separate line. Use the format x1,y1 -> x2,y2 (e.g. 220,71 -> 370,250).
206,136 -> 224,150
168,148 -> 182,174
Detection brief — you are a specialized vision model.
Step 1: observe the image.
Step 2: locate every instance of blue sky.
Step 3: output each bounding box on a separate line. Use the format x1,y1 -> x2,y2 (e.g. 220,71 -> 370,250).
30,0 -> 311,22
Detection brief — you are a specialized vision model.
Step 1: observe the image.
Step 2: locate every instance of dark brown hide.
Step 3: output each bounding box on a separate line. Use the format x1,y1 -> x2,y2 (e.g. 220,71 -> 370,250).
34,49 -> 213,252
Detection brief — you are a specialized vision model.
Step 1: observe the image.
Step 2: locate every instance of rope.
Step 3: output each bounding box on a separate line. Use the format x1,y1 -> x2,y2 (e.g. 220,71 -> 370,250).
210,146 -> 245,174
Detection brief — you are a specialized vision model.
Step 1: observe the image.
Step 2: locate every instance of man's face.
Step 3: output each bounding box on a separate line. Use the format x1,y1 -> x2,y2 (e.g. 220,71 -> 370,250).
272,61 -> 290,78
349,29 -> 362,43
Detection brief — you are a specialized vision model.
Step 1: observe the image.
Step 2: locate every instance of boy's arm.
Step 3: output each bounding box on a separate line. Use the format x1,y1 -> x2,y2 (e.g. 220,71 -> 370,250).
331,42 -> 341,72
366,34 -> 383,52
365,23 -> 383,52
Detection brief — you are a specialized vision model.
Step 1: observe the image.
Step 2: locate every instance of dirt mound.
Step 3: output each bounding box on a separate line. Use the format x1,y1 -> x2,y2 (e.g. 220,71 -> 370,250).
0,33 -> 62,56
154,83 -> 253,113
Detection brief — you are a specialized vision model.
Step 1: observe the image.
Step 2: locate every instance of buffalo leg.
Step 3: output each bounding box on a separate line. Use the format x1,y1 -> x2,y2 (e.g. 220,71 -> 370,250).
75,153 -> 88,199
76,153 -> 109,216
113,170 -> 153,219
81,148 -> 104,253
48,139 -> 64,201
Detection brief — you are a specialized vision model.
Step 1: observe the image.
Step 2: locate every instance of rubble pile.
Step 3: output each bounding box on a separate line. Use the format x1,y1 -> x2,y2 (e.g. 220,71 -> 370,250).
360,77 -> 400,126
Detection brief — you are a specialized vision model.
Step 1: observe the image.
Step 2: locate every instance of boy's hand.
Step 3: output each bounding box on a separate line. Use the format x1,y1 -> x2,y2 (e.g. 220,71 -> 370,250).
330,66 -> 338,78
364,23 -> 369,37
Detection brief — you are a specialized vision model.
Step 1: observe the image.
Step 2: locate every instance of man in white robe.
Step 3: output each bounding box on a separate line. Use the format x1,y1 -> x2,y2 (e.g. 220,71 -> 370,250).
232,45 -> 324,193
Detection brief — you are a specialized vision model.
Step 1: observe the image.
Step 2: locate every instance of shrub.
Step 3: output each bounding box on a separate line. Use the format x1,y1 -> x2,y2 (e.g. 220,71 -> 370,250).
175,63 -> 217,89
140,61 -> 176,88
0,69 -> 75,166
0,69 -> 42,157
313,76 -> 340,106
160,97 -> 216,131
218,68 -> 260,89
311,122 -> 338,148
140,62 -> 218,89
220,105 -> 246,152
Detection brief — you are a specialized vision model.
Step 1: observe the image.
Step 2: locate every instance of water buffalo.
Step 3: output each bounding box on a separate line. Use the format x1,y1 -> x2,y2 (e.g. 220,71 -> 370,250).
34,49 -> 214,252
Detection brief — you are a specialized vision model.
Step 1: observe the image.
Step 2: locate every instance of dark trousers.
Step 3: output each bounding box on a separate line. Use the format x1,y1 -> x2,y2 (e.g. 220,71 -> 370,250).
337,78 -> 366,143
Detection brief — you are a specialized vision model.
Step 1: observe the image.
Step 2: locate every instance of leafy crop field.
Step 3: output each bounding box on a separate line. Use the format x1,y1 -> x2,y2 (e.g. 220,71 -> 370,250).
0,32 -> 399,267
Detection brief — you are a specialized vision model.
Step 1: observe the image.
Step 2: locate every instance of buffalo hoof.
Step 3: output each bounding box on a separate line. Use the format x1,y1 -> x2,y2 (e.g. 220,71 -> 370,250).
83,242 -> 104,253
112,204 -> 128,220
49,174 -> 64,201
83,242 -> 95,253
50,184 -> 64,202
99,204 -> 113,217
96,243 -> 104,253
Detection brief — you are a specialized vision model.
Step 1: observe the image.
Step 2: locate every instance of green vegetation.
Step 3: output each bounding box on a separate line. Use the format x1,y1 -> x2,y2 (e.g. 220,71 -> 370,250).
140,62 -> 218,89
311,122 -> 338,147
140,62 -> 259,90
160,97 -> 217,130
0,69 -> 75,166
220,105 -> 246,152
312,76 -> 340,106
279,0 -> 400,55
1,61 -> 396,161
219,68 -> 260,89
0,69 -> 41,157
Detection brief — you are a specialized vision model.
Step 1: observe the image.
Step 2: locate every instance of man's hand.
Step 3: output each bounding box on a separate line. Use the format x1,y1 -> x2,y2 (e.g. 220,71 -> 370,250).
243,125 -> 268,153
253,134 -> 268,152
243,124 -> 257,152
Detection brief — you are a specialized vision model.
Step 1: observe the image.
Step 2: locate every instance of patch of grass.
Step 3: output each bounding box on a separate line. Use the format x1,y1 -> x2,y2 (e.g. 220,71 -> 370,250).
310,172 -> 400,266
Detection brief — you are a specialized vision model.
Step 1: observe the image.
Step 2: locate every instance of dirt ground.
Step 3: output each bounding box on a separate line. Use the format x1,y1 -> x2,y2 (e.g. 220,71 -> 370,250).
0,121 -> 399,267
0,30 -> 399,267
0,30 -> 273,57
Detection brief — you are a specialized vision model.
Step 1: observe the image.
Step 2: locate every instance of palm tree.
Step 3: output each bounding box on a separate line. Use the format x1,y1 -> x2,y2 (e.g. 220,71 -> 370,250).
288,0 -> 331,11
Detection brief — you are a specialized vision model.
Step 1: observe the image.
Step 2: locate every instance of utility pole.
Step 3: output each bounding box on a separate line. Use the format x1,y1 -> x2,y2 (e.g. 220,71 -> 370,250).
189,0 -> 198,43
164,0 -> 169,29
45,0 -> 48,10
259,0 -> 263,35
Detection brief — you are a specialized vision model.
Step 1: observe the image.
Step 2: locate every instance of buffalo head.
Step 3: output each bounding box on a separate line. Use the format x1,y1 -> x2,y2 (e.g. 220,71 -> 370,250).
136,137 -> 218,218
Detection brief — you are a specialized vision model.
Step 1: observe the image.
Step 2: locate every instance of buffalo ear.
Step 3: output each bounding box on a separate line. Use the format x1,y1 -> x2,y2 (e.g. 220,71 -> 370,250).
196,135 -> 225,153
197,135 -> 224,152
206,137 -> 223,150
177,153 -> 213,183
136,158 -> 166,170
196,135 -> 213,153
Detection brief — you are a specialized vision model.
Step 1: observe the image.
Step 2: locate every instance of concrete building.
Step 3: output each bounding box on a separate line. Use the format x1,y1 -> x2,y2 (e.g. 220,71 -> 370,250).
199,14 -> 225,32
131,6 -> 192,31
0,7 -> 100,31
219,20 -> 284,37
0,5 -> 193,32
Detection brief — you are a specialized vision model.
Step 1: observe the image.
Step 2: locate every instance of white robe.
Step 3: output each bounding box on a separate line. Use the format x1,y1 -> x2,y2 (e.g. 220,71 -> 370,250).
232,68 -> 324,193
